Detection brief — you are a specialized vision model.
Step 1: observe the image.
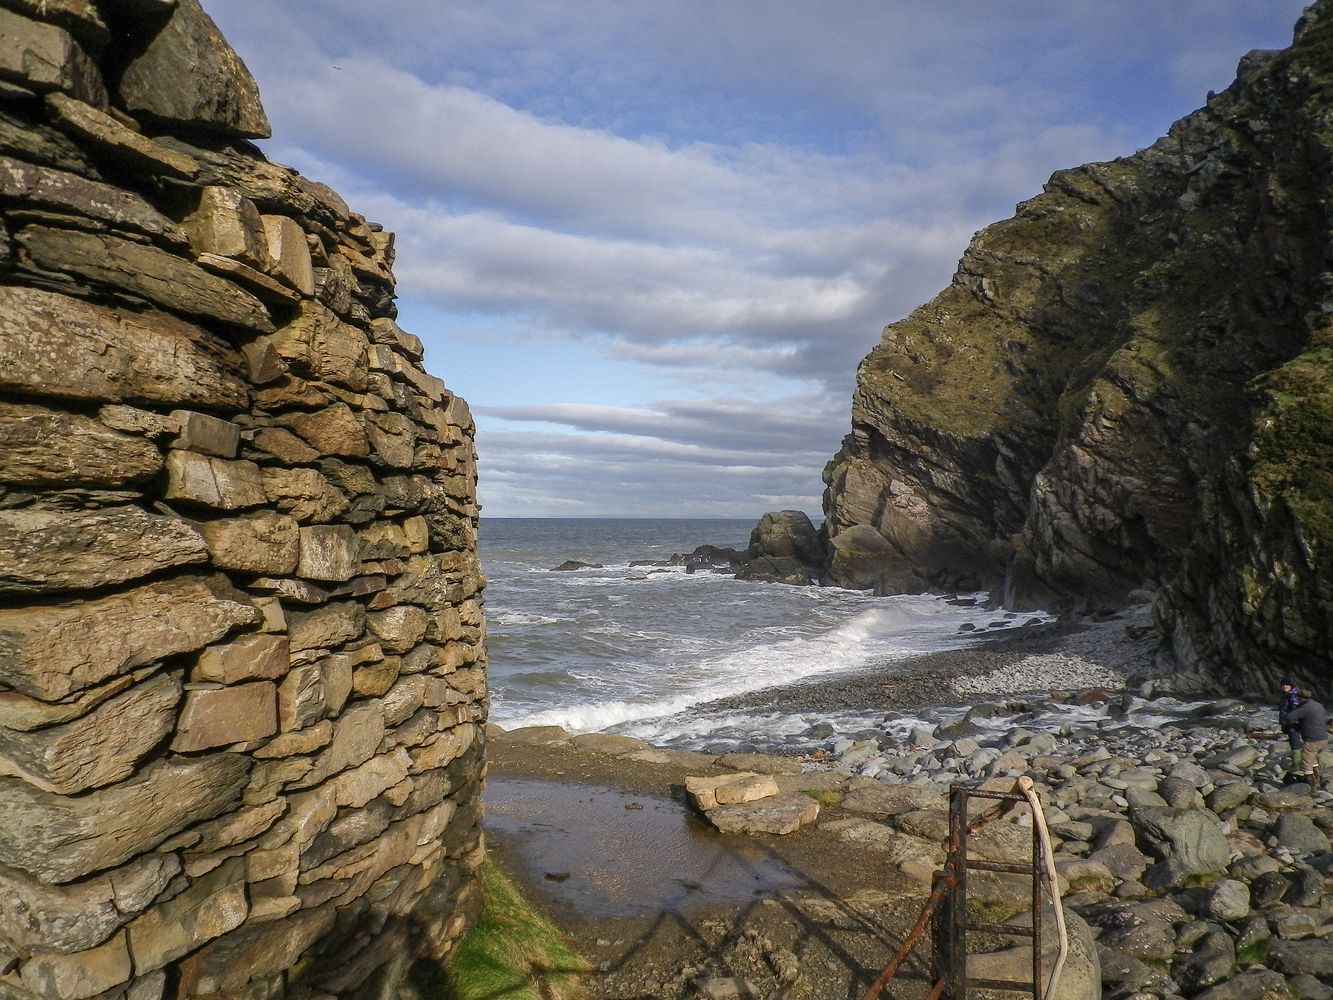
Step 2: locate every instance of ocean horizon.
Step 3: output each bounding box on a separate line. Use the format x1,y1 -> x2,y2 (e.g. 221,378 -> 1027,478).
478,517 -> 1046,752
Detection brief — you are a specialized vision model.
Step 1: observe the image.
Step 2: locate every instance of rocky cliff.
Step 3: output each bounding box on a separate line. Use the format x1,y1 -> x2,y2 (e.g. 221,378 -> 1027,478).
823,3 -> 1332,694
0,2 -> 486,997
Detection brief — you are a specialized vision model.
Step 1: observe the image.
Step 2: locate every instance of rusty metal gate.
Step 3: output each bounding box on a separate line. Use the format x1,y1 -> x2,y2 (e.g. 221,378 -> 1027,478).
859,775 -> 1067,1000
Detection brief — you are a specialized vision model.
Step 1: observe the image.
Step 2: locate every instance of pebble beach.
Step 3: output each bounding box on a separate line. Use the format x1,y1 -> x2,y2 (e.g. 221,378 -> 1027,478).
487,607 -> 1333,999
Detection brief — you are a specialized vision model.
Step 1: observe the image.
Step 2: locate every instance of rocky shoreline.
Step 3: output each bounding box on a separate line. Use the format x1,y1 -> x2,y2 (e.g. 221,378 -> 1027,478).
486,611 -> 1333,1000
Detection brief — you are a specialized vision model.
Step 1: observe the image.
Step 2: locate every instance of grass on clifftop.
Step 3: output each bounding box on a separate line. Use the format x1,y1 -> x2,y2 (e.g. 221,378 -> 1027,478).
440,860 -> 592,1000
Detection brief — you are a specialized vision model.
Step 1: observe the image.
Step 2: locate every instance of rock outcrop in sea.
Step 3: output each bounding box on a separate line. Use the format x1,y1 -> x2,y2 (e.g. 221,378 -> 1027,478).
0,2 -> 486,997
820,2 -> 1332,694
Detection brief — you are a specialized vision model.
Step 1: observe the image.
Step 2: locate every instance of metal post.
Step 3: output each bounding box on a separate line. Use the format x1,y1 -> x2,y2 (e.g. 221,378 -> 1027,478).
947,786 -> 968,1000
1031,805 -> 1042,1000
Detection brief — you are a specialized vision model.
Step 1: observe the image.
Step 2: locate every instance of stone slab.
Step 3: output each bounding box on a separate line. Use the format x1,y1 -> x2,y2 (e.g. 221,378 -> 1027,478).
0,753 -> 249,883
194,511 -> 299,575
125,858 -> 248,975
46,92 -> 197,179
193,633 -> 288,685
705,793 -> 819,836
270,301 -> 370,392
262,214 -> 314,295
0,402 -> 163,488
0,671 -> 180,793
0,285 -> 249,408
18,226 -> 274,333
0,506 -> 207,594
0,574 -> 257,700
0,155 -> 185,245
19,928 -> 131,999
0,853 -> 178,955
163,450 -> 266,509
172,681 -> 277,752
298,524 -> 359,582
182,185 -> 267,266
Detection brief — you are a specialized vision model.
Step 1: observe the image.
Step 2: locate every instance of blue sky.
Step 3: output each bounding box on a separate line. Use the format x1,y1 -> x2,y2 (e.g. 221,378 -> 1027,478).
206,1 -> 1310,518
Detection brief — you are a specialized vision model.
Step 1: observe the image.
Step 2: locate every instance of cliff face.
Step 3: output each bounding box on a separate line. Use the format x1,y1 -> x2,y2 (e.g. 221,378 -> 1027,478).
0,2 -> 486,997
823,3 -> 1332,692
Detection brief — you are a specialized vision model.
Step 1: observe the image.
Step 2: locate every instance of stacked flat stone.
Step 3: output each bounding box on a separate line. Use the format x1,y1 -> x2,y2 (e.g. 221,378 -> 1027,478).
0,2 -> 486,998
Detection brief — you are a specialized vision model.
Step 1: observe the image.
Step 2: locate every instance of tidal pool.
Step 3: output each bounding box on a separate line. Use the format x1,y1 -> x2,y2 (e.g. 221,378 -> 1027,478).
484,777 -> 806,918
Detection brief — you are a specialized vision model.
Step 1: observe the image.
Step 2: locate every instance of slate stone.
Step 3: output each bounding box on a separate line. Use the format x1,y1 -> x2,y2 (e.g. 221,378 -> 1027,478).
0,754 -> 249,883
116,0 -> 270,138
0,285 -> 248,408
262,214 -> 314,295
0,155 -> 186,244
182,185 -> 268,267
297,524 -> 360,582
194,511 -> 299,575
0,671 -> 180,793
0,506 -> 208,594
45,92 -> 197,179
17,226 -> 274,332
271,301 -> 371,392
125,858 -> 248,974
163,450 -> 267,509
0,402 -> 164,488
282,403 -> 369,458
0,852 -> 177,955
0,574 -> 258,700
19,928 -> 131,999
171,681 -> 278,752
192,633 -> 288,685
0,7 -> 105,105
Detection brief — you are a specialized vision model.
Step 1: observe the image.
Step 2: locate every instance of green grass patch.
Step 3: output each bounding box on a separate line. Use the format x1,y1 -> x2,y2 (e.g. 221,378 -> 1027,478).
803,789 -> 843,806
440,860 -> 592,1000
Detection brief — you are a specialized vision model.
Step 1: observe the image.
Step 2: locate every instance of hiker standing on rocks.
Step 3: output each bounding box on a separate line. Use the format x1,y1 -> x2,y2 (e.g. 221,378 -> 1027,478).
1279,675 -> 1304,773
1286,689 -> 1329,788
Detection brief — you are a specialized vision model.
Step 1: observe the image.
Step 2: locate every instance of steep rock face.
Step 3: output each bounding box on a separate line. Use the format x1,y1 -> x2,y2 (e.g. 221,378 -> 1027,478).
0,2 -> 485,997
823,4 -> 1332,692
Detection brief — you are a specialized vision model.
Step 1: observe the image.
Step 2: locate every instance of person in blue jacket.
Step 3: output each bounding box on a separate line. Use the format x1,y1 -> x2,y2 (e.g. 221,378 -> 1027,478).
1279,676 -> 1304,772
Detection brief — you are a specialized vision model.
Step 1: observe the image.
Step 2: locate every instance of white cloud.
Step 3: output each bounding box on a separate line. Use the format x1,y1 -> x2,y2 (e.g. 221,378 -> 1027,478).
204,0 -> 1311,517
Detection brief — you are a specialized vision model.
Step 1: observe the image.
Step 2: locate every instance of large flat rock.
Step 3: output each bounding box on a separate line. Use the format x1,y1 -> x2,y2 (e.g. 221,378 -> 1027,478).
0,285 -> 248,408
0,574 -> 257,700
706,793 -> 820,835
0,671 -> 180,793
0,403 -> 164,488
18,226 -> 274,332
0,154 -> 186,243
0,753 -> 249,883
0,506 -> 208,595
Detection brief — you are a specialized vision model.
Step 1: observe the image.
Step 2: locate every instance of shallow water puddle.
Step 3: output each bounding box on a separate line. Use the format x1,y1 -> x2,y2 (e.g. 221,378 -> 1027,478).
484,777 -> 805,918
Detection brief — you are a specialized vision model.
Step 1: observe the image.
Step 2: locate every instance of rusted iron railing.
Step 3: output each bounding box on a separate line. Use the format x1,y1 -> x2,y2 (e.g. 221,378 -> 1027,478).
859,776 -> 1066,1000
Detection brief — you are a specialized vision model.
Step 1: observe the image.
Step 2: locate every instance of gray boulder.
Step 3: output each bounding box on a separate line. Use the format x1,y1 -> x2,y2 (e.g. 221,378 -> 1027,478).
1274,813 -> 1331,855
1132,807 -> 1231,875
736,510 -> 823,585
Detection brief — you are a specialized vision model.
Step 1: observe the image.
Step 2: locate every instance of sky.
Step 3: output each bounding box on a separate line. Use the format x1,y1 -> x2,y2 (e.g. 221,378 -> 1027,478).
205,1 -> 1310,519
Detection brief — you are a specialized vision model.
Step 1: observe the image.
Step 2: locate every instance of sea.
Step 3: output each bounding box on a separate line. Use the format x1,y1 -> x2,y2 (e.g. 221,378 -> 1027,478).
479,517 -> 1052,752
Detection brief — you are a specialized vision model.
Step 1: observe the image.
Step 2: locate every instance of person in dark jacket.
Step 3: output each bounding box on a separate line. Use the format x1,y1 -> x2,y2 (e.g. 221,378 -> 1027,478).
1279,676 -> 1304,771
1286,690 -> 1329,788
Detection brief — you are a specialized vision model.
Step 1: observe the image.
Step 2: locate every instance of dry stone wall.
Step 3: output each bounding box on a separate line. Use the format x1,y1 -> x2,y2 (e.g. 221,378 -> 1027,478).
0,2 -> 487,997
